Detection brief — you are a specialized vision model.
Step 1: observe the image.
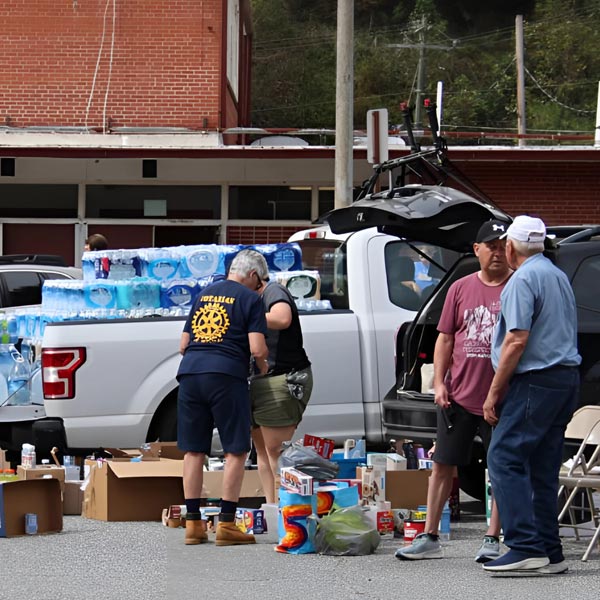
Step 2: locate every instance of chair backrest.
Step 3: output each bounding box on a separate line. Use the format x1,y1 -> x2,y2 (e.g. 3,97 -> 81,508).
566,416 -> 600,476
564,405 -> 600,441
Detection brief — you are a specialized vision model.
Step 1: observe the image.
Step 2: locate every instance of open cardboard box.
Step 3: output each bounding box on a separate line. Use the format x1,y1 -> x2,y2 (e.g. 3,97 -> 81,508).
63,481 -> 84,515
17,465 -> 66,493
0,448 -> 10,472
0,478 -> 63,537
83,454 -> 265,521
356,467 -> 431,509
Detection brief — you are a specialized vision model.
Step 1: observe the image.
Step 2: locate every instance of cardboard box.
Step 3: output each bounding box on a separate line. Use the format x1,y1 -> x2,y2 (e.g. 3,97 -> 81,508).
358,466 -> 386,503
17,465 -> 66,493
280,467 -> 313,496
83,459 -> 265,521
303,434 -> 335,459
0,448 -> 10,472
63,481 -> 84,515
0,479 -> 63,537
83,458 -> 185,521
384,470 -> 431,510
235,507 -> 266,534
386,453 -> 407,471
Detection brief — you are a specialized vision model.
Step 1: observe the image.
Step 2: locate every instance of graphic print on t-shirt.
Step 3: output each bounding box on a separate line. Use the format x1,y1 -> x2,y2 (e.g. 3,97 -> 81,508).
190,294 -> 234,343
462,300 -> 501,358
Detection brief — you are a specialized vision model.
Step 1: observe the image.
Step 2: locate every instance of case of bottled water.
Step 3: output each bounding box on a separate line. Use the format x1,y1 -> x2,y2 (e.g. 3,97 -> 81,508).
252,243 -> 302,272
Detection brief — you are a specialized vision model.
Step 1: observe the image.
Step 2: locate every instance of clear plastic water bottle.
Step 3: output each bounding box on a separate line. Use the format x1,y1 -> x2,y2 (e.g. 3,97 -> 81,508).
7,346 -> 31,405
439,501 -> 451,540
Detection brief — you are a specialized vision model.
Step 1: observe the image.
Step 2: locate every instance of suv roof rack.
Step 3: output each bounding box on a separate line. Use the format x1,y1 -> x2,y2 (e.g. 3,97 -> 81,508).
0,254 -> 68,267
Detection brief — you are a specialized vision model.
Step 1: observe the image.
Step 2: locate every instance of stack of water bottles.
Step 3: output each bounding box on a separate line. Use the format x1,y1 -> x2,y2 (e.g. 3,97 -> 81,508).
0,312 -> 32,407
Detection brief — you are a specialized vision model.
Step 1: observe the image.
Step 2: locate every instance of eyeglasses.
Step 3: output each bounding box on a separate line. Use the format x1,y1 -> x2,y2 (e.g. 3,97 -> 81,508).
252,272 -> 262,291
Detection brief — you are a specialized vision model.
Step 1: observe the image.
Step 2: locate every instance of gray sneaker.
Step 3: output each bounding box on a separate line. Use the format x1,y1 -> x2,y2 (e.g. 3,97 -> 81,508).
395,533 -> 443,560
474,536 -> 501,563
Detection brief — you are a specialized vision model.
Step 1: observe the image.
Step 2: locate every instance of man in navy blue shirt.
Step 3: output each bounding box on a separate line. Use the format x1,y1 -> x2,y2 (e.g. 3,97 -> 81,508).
177,249 -> 269,547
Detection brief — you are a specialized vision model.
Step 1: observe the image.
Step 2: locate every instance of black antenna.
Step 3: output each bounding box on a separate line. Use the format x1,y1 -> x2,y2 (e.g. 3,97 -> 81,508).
401,102 -> 420,153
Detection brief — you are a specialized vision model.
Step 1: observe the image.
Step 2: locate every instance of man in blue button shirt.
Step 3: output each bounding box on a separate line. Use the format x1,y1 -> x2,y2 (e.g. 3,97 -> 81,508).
482,215 -> 581,574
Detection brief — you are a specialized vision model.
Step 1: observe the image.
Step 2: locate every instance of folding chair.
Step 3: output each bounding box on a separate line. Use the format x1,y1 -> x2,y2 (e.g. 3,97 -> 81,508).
558,418 -> 600,561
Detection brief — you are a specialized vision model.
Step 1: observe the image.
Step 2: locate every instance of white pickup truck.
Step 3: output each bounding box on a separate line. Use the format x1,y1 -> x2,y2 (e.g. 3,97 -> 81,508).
1,226 -> 452,456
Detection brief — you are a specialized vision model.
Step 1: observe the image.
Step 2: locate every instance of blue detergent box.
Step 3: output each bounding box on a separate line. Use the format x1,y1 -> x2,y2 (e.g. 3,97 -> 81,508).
235,507 -> 267,534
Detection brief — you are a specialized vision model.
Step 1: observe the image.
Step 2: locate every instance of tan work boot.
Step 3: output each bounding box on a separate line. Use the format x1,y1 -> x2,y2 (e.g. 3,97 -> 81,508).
215,521 -> 256,546
184,516 -> 208,545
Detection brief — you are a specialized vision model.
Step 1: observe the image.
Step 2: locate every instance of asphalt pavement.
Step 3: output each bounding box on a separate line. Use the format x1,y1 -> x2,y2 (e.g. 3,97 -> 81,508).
2,497 -> 599,600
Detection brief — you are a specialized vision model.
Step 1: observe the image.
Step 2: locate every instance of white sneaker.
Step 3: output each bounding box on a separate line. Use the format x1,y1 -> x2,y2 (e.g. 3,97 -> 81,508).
474,536 -> 501,563
395,533 -> 444,560
536,560 -> 568,574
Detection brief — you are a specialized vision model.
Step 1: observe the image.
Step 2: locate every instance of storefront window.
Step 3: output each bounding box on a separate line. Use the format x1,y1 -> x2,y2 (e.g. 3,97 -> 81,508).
86,186 -> 220,219
0,185 -> 78,217
229,186 -> 311,220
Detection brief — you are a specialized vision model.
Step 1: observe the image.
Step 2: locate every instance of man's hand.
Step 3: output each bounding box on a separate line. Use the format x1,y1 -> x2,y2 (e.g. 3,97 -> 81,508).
257,358 -> 269,375
483,395 -> 498,426
434,383 -> 450,409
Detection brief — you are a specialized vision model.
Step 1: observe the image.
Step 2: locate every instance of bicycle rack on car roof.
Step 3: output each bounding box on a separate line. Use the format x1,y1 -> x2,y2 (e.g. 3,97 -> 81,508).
356,101 -> 493,206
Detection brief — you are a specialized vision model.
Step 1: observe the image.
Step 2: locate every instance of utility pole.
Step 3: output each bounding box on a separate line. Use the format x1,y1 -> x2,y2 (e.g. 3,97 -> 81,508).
387,19 -> 453,129
335,0 -> 354,209
515,14 -> 527,147
415,15 -> 427,128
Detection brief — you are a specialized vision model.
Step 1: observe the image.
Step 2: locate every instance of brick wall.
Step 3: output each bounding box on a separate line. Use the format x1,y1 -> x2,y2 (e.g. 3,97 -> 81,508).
0,0 -> 234,130
454,161 -> 600,225
226,225 -> 307,244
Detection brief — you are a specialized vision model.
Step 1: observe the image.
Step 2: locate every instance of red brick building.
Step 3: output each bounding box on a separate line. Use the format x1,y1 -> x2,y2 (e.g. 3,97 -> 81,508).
0,0 -> 251,131
1,1 -> 600,265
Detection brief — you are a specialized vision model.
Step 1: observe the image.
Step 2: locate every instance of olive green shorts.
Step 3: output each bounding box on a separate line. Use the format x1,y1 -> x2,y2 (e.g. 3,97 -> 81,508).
250,367 -> 313,427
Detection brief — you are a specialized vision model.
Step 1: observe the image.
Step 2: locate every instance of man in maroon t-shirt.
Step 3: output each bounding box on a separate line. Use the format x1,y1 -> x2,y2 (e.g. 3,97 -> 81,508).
396,220 -> 511,562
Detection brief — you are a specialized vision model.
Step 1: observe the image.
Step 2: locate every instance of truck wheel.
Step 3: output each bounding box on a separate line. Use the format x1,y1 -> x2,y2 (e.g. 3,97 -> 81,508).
147,395 -> 178,442
457,442 -> 486,501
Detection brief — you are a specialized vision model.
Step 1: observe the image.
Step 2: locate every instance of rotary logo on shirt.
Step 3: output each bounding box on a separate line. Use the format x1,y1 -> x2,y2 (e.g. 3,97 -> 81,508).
191,299 -> 232,343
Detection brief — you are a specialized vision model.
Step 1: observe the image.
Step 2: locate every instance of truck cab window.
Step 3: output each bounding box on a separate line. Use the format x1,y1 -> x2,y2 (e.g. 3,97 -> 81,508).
297,240 -> 348,309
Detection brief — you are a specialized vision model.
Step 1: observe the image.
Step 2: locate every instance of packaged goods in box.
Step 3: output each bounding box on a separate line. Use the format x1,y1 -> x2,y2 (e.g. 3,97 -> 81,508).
280,467 -> 313,496
302,434 -> 334,459
358,465 -> 386,503
17,465 -> 66,493
0,479 -> 62,537
235,507 -> 266,534
331,450 -> 364,479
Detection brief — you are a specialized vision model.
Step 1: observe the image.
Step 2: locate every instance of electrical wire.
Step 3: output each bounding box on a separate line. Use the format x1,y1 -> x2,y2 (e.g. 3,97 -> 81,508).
102,0 -> 117,133
85,0 -> 112,130
525,67 -> 595,114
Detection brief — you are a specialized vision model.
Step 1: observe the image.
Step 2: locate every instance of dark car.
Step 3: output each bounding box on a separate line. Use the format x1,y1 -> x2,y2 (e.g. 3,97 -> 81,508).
325,185 -> 600,499
0,256 -> 81,308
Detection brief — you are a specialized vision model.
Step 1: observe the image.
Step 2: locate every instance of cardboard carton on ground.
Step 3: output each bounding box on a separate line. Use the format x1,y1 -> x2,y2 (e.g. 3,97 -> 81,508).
280,467 -> 313,496
0,448 -> 10,472
0,478 -> 63,537
83,458 -> 265,521
63,481 -> 84,515
17,465 -> 66,493
384,469 -> 431,510
83,458 -> 185,521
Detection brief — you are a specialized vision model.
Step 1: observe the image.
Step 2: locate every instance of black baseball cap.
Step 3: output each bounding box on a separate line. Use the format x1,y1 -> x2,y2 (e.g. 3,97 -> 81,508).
475,220 -> 509,243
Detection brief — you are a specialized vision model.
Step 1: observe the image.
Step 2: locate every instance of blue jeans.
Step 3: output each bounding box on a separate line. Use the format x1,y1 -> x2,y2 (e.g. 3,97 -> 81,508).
488,366 -> 579,558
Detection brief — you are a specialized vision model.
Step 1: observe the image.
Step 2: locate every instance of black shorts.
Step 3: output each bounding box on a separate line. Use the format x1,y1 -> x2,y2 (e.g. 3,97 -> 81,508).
177,373 -> 251,455
433,401 -> 492,466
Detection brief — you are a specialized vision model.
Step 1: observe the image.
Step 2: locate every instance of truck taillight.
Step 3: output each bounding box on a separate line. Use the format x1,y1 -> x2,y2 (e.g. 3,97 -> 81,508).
42,348 -> 86,399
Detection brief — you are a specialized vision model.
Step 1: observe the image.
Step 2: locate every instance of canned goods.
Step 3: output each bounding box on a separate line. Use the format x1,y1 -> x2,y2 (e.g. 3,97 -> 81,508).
25,513 -> 38,535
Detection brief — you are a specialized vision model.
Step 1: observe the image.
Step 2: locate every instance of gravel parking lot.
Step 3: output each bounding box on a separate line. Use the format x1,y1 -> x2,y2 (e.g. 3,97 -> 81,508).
2,497 -> 599,600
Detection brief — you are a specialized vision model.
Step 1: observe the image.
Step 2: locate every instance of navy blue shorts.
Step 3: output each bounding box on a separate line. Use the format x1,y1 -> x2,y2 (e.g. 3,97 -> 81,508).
177,373 -> 251,455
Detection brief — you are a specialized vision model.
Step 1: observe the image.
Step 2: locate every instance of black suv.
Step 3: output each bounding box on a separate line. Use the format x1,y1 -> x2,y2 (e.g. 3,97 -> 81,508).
325,184 -> 599,499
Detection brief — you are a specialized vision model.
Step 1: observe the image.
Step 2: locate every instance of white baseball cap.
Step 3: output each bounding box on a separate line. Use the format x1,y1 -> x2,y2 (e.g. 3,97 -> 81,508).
500,215 -> 546,243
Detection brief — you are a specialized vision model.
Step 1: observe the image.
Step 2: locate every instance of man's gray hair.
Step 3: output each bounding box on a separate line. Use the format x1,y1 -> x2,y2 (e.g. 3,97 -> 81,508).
229,249 -> 269,280
510,238 -> 544,256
